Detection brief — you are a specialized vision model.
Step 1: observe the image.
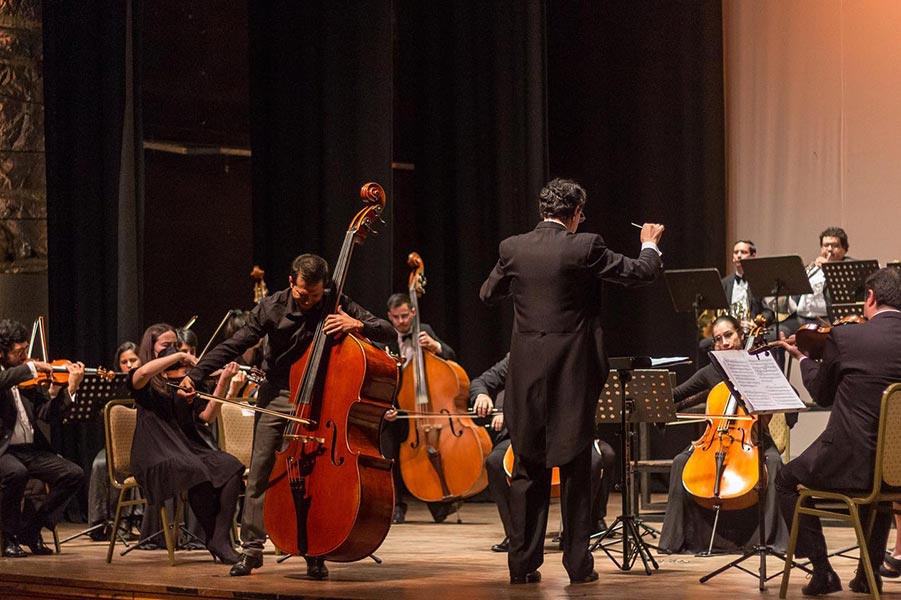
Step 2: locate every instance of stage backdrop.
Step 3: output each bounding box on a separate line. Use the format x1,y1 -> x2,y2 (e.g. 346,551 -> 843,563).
725,0 -> 901,266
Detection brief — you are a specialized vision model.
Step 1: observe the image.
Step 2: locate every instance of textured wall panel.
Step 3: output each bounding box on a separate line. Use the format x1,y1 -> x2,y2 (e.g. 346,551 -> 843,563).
0,0 -> 45,273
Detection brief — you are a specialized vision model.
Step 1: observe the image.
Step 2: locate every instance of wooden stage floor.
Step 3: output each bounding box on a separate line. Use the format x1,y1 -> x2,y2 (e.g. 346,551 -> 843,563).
0,500 -> 889,599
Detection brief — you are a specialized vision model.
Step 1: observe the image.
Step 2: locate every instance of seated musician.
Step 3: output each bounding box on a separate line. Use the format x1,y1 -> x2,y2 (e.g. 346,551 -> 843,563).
774,267 -> 901,596
128,323 -> 245,564
471,353 -> 615,552
0,319 -> 85,557
765,226 -> 853,336
658,315 -> 790,555
380,292 -> 460,524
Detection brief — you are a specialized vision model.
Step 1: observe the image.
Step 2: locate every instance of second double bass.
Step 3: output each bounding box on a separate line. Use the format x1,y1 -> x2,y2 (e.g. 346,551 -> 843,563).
397,252 -> 492,503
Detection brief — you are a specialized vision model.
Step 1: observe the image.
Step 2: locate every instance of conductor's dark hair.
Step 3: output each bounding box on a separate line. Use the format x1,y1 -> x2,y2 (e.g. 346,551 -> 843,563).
819,227 -> 849,251
387,293 -> 412,311
866,267 -> 901,310
290,254 -> 329,285
0,319 -> 27,355
538,178 -> 587,221
734,240 -> 757,255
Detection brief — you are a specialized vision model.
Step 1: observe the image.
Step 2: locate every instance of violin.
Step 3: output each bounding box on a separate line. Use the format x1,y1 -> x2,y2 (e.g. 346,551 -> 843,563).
19,359 -> 115,388
748,314 -> 867,360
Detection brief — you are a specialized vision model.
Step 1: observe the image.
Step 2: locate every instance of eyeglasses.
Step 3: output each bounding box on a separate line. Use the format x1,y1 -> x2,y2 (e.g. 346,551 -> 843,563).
9,343 -> 29,358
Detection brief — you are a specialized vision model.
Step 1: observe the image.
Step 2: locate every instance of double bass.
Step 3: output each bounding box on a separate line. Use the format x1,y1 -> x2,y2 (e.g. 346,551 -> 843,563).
262,183 -> 399,561
397,252 -> 492,503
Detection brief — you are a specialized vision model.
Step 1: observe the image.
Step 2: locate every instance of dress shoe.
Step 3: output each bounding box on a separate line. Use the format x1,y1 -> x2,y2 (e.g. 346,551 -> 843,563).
430,500 -> 463,524
392,503 -> 407,524
510,570 -> 541,584
208,540 -> 241,565
880,553 -> 901,578
801,568 -> 842,596
570,570 -> 599,584
491,537 -> 510,552
849,569 -> 882,594
20,534 -> 54,556
229,552 -> 263,576
2,538 -> 27,558
305,556 -> 329,580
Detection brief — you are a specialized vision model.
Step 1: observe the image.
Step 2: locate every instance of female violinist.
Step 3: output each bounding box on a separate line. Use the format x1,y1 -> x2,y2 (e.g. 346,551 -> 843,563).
658,315 -> 793,555
128,323 -> 244,564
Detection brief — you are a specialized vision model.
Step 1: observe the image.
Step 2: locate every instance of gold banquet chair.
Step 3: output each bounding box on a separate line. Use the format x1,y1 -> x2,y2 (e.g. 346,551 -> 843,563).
105,399 -> 182,565
216,401 -> 254,542
780,383 -> 901,600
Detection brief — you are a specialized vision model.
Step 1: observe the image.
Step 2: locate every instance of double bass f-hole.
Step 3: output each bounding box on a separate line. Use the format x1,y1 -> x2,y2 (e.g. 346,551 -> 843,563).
327,421 -> 344,467
440,408 -> 463,438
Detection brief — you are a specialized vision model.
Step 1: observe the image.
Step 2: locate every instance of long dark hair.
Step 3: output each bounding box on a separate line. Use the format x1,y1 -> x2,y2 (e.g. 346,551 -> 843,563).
138,323 -> 177,395
114,341 -> 138,373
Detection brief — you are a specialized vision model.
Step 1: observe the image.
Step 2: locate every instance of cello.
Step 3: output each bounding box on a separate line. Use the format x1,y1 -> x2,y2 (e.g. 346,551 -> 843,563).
262,183 -> 399,561
397,252 -> 492,503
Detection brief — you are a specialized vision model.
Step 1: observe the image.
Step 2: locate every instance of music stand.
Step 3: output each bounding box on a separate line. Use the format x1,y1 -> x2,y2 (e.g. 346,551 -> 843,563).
59,373 -> 131,545
822,260 -> 879,322
888,261 -> 901,271
664,269 -> 729,369
698,350 -> 808,590
740,255 -> 812,334
591,364 -> 675,575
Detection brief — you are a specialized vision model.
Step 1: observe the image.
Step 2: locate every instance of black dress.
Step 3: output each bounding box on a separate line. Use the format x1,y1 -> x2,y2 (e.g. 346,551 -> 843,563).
128,371 -> 243,506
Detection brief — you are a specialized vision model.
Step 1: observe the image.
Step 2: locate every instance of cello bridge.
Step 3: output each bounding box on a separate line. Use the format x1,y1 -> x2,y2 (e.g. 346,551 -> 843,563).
284,434 -> 325,445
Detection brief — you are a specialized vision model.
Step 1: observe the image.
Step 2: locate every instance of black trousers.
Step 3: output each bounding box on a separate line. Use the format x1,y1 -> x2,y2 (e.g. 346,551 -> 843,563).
0,444 -> 84,538
776,454 -> 891,570
486,438 -> 613,540
508,444 -> 594,580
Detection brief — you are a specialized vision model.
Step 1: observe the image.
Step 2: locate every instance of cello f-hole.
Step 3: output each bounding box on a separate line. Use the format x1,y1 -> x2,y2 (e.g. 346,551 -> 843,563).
441,408 -> 463,438
327,421 -> 344,467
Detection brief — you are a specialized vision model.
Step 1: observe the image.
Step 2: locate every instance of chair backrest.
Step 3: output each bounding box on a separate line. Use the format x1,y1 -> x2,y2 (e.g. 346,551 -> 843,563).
872,383 -> 901,496
104,399 -> 137,489
218,402 -> 254,468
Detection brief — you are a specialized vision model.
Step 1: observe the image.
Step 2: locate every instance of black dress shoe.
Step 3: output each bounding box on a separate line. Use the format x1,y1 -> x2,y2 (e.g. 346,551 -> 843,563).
510,570 -> 541,584
305,556 -> 329,580
570,570 -> 599,584
849,569 -> 882,594
20,535 -> 54,556
491,537 -> 509,552
880,553 -> 901,578
802,568 -> 842,596
229,553 -> 263,576
2,538 -> 27,558
392,503 -> 407,524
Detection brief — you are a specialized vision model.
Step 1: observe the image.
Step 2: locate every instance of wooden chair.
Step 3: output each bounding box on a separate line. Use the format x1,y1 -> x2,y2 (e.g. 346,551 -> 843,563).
105,399 -> 182,565
780,383 -> 901,600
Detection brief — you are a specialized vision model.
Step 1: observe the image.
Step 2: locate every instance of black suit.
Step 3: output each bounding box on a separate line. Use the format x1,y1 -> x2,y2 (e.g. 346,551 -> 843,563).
0,364 -> 84,541
481,220 -> 660,580
776,310 -> 901,568
721,273 -> 765,318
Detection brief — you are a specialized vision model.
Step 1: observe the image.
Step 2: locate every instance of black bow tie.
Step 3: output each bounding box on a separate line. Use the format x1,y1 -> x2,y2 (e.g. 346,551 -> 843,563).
735,276 -> 744,284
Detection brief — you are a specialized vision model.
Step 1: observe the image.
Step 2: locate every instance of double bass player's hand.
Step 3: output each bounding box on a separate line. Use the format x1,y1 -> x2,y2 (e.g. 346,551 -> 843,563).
418,331 -> 443,355
323,305 -> 363,338
473,393 -> 494,418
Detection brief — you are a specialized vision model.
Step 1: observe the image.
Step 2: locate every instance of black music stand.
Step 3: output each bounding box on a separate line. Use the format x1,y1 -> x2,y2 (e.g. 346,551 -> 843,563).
664,269 -> 729,369
698,351 -> 808,591
591,363 -> 675,575
822,260 -> 879,321
740,255 -> 812,334
59,374 -> 133,545
888,261 -> 901,271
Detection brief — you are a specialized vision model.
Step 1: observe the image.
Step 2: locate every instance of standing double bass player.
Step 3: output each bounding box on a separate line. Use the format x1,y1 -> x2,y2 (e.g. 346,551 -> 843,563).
180,253 -> 395,579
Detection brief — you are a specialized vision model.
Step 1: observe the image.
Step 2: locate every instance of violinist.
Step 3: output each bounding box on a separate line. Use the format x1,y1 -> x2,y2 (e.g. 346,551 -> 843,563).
480,178 -> 663,585
470,353 -> 615,553
0,319 -> 85,558
658,315 -> 791,555
128,323 -> 244,564
180,254 -> 395,579
773,267 -> 901,596
380,292 -> 459,524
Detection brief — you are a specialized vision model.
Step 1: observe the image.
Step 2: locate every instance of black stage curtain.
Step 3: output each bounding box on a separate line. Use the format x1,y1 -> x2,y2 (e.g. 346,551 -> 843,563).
248,1 -> 394,313
43,0 -> 143,518
393,1 -> 547,376
546,1 -> 725,361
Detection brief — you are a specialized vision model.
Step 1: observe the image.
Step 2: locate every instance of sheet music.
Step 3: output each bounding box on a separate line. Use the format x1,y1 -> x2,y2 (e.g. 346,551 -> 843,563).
650,356 -> 691,368
709,350 -> 806,414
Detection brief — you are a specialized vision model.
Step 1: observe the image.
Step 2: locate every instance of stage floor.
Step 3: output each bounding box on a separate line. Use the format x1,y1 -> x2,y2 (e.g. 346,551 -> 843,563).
0,500 -> 885,599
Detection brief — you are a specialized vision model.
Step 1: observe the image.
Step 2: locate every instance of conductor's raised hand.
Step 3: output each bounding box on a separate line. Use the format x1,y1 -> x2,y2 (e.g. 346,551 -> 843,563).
323,305 -> 363,338
640,223 -> 665,245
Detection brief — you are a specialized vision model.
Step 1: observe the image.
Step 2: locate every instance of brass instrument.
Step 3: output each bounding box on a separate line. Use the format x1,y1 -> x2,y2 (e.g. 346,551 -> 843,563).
697,298 -> 750,339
